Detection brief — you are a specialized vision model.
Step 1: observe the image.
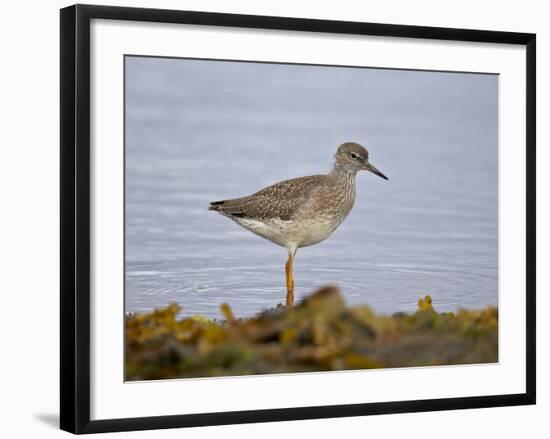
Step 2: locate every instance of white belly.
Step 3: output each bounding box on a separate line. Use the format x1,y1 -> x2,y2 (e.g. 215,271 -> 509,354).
232,216 -> 344,250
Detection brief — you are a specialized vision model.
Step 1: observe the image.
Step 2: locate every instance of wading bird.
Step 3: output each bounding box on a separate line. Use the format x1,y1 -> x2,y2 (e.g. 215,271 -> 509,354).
209,142 -> 387,307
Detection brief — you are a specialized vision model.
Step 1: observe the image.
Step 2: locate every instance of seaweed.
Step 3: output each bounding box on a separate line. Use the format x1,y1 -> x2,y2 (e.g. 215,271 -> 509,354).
125,286 -> 498,381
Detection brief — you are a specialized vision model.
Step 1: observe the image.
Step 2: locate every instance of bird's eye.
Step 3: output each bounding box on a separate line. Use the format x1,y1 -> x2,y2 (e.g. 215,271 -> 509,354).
350,153 -> 358,159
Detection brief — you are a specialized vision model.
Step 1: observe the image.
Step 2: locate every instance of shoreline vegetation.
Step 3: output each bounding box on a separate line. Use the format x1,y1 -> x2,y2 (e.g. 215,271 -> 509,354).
125,286 -> 498,381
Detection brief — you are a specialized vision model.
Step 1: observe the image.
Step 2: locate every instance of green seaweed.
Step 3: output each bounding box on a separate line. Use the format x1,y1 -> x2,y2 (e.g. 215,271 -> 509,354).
125,287 -> 498,381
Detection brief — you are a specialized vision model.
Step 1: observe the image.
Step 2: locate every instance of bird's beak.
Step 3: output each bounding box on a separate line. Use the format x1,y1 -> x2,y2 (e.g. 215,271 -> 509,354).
362,161 -> 388,180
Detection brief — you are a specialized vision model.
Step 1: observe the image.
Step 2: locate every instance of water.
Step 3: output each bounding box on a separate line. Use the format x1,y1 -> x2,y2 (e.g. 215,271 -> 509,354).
125,56 -> 498,319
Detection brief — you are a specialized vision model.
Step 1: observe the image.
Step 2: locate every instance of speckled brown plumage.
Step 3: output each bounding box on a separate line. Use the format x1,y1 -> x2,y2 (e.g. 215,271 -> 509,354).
208,142 -> 388,307
210,174 -> 345,221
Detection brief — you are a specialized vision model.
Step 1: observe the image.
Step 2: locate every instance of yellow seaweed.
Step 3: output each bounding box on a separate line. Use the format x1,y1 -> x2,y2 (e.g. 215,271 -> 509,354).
125,286 -> 498,381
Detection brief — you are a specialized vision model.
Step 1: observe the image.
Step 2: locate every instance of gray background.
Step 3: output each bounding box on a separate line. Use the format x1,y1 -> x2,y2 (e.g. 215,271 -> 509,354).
125,56 -> 498,319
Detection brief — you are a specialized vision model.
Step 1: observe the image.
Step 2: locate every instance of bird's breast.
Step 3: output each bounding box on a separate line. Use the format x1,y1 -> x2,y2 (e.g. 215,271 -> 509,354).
295,188 -> 356,247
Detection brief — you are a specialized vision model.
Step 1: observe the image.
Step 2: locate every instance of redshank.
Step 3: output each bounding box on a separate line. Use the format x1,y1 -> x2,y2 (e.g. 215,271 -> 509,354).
209,142 -> 387,307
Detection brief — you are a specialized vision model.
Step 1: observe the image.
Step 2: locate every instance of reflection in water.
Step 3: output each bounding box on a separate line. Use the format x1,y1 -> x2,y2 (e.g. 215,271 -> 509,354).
125,57 -> 498,319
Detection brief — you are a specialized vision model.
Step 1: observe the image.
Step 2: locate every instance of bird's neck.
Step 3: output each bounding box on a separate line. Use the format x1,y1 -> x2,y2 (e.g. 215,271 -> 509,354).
330,167 -> 357,192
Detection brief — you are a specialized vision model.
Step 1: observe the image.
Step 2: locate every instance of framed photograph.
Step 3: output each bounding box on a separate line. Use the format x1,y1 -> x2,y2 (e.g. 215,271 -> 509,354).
60,4 -> 536,434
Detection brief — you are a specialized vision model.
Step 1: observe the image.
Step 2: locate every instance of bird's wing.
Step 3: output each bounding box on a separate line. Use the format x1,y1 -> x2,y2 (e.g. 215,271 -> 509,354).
209,175 -> 329,221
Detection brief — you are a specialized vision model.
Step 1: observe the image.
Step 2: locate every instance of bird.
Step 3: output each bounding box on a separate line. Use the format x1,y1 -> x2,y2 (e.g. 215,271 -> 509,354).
209,142 -> 388,308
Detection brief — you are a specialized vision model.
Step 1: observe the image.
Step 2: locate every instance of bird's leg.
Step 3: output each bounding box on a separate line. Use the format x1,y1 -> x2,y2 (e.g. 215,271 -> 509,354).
285,253 -> 295,308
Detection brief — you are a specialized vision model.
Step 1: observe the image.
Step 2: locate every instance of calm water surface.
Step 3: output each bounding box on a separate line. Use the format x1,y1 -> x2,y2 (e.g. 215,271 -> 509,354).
125,57 -> 498,319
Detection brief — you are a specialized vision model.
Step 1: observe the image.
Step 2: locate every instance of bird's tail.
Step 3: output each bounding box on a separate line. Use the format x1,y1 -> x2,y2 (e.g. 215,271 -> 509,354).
208,200 -> 226,211
208,199 -> 246,218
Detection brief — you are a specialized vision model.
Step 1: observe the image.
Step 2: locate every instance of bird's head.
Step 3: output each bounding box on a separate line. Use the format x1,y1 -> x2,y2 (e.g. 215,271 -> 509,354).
334,142 -> 388,180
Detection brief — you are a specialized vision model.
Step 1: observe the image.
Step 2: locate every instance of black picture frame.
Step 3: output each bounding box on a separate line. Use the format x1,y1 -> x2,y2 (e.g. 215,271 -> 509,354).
60,4 -> 536,434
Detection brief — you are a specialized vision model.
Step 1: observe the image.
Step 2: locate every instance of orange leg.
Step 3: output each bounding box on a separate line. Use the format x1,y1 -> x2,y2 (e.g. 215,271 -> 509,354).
285,254 -> 295,307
